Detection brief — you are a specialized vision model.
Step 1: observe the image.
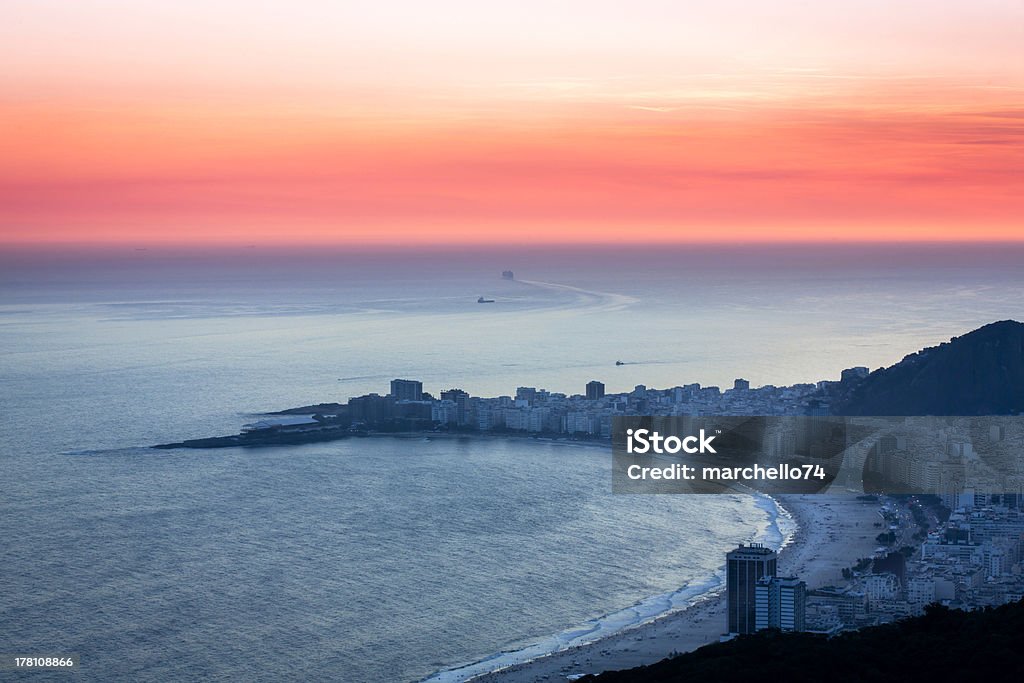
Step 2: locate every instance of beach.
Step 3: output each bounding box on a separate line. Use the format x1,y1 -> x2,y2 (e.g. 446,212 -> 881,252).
465,493 -> 884,683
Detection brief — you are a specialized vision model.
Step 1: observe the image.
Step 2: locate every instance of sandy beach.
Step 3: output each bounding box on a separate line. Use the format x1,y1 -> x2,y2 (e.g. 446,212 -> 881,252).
464,493 -> 884,683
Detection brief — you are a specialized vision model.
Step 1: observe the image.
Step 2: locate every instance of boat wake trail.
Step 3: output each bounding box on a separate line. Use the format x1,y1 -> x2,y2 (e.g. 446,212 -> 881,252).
516,280 -> 638,314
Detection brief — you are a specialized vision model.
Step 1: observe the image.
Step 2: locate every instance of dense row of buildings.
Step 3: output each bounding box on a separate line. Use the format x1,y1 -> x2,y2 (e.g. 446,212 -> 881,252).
724,497 -> 1024,639
809,501 -> 1024,635
332,374 -> 853,438
904,501 -> 1024,608
858,422 -> 1024,498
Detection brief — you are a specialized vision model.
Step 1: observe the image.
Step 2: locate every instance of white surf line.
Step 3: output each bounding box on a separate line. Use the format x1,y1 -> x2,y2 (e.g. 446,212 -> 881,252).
516,279 -> 638,314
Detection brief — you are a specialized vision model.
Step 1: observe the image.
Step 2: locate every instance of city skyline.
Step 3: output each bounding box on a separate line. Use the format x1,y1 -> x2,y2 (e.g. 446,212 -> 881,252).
3,1 -> 1023,245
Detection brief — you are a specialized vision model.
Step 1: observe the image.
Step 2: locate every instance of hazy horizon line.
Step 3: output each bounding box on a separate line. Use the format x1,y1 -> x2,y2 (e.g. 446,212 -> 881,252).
6,237 -> 1024,251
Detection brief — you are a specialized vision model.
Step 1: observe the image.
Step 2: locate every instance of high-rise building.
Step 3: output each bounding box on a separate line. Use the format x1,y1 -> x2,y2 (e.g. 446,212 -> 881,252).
439,388 -> 468,402
390,379 -> 423,401
348,393 -> 393,425
586,380 -> 605,400
516,386 -> 538,404
755,575 -> 806,632
776,577 -> 806,631
440,388 -> 470,425
727,543 -> 778,634
754,576 -> 771,631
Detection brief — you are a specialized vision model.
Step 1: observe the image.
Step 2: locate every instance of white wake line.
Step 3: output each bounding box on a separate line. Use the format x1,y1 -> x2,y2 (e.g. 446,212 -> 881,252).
517,279 -> 639,313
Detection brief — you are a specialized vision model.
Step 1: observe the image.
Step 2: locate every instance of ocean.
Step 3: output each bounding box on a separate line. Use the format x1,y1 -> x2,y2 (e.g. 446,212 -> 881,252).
2,243 -> 1022,681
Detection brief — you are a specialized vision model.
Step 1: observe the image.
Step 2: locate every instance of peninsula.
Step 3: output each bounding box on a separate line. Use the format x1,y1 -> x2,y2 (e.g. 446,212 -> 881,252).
152,321 -> 1024,450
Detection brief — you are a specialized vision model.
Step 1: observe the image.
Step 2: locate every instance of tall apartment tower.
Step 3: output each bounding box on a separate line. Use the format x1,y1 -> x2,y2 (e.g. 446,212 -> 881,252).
727,543 -> 778,634
390,379 -> 423,401
755,575 -> 806,632
586,380 -> 605,400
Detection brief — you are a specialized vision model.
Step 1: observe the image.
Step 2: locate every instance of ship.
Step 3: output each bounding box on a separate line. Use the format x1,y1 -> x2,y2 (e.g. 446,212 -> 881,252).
502,270 -> 514,280
478,296 -> 495,303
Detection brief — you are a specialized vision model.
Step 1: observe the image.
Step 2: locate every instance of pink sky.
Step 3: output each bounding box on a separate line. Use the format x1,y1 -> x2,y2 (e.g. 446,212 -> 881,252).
2,1 -> 1023,244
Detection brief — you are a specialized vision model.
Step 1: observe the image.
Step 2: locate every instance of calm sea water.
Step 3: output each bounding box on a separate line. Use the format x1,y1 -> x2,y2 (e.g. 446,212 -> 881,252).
2,244 -> 1022,681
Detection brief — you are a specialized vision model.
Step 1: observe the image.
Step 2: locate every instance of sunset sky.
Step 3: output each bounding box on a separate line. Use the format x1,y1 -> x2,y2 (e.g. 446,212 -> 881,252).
2,1 -> 1023,245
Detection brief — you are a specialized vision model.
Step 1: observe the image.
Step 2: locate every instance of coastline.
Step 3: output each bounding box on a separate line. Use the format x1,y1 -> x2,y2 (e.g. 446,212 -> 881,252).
149,428 -> 886,682
426,492 -> 882,683
151,425 -> 612,451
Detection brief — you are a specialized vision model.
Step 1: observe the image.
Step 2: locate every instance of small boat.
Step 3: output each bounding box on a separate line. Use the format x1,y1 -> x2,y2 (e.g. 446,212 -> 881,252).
477,296 -> 495,303
615,360 -> 625,366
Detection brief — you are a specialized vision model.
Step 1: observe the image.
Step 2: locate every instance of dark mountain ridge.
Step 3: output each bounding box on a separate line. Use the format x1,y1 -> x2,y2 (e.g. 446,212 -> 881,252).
584,601 -> 1024,682
835,320 -> 1024,415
